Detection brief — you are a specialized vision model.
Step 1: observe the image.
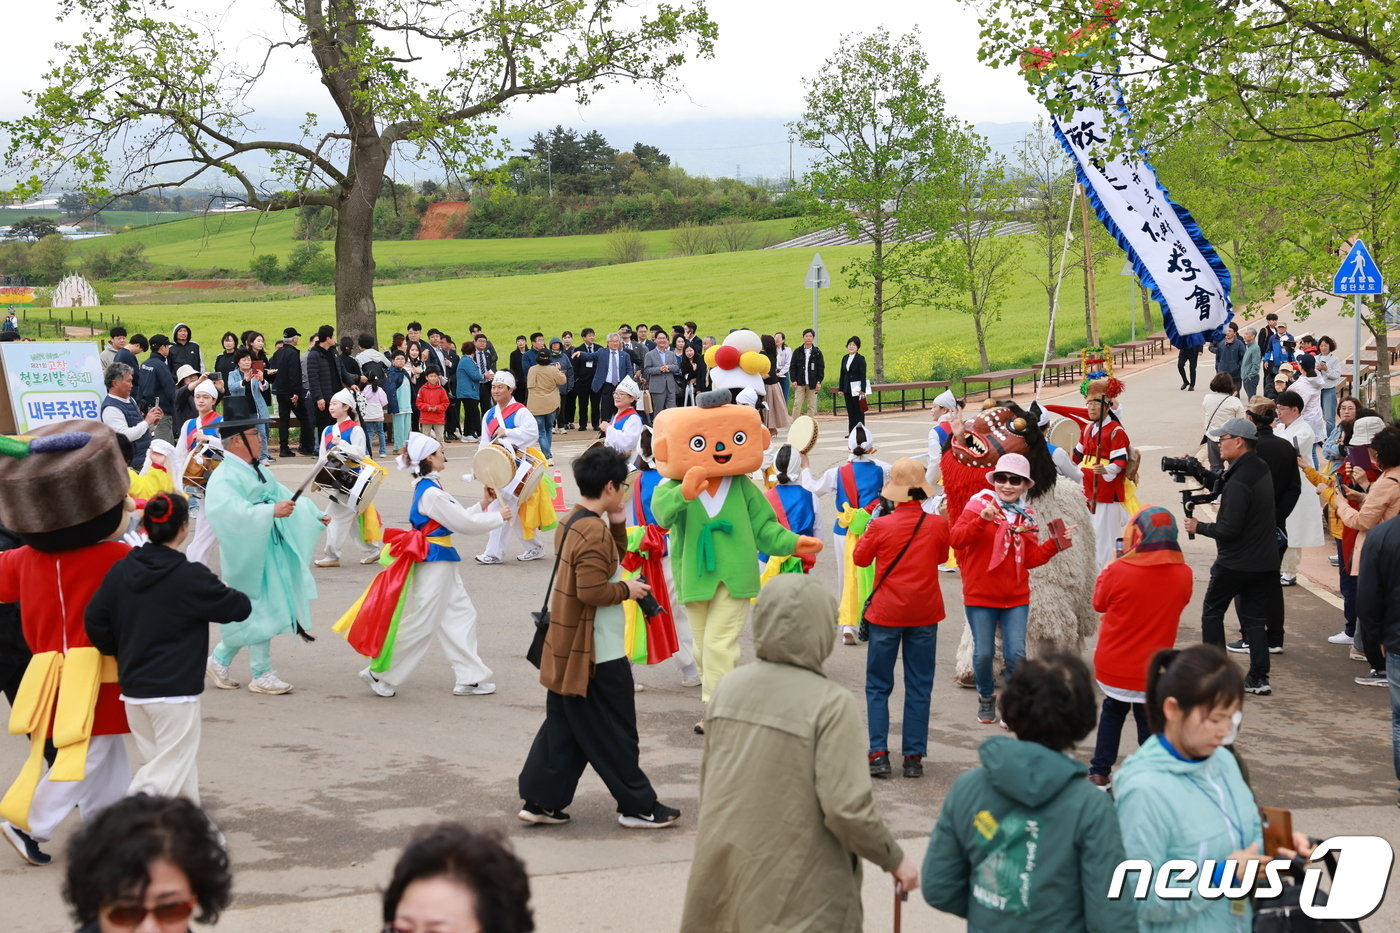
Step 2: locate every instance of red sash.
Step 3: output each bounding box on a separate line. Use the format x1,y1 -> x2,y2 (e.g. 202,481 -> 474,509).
485,401 -> 527,439
619,524 -> 680,664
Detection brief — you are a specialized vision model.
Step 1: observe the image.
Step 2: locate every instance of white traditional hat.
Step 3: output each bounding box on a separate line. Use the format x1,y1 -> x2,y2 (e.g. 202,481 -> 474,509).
192,379 -> 219,399
396,432 -> 442,474
933,389 -> 958,411
847,424 -> 876,454
147,438 -> 177,462
331,388 -> 357,408
492,371 -> 516,389
615,375 -> 643,399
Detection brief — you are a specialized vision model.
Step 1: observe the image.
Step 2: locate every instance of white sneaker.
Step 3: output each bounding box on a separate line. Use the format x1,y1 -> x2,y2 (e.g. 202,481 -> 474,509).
517,546 -> 546,562
314,557 -> 340,568
474,553 -> 503,565
453,682 -> 496,696
206,656 -> 239,690
248,672 -> 294,695
1280,574 -> 1297,586
1327,631 -> 1354,644
359,552 -> 381,565
634,682 -> 646,693
680,672 -> 702,688
840,627 -> 857,646
939,564 -> 957,573
359,667 -> 395,697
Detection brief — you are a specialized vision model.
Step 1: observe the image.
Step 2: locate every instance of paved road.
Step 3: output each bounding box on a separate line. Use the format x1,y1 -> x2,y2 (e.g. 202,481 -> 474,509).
4,298 -> 1397,932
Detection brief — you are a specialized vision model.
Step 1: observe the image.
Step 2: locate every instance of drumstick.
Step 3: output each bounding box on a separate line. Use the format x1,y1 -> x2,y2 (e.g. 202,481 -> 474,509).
291,451 -> 329,501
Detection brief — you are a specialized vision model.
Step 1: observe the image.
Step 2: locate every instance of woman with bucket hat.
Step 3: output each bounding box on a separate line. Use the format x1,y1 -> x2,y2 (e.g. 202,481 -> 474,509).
853,458 -> 952,779
950,453 -> 1075,725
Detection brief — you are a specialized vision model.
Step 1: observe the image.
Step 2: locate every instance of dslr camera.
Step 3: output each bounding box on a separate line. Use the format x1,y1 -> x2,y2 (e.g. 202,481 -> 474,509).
1160,455 -> 1223,494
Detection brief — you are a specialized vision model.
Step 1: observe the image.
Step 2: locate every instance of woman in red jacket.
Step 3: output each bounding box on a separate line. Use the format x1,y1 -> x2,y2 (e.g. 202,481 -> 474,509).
853,458 -> 951,780
1087,505 -> 1192,788
950,453 -> 1073,725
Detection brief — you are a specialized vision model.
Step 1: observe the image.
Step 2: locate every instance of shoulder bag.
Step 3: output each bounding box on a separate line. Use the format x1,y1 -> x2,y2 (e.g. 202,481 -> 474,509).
526,509 -> 595,669
858,510 -> 927,642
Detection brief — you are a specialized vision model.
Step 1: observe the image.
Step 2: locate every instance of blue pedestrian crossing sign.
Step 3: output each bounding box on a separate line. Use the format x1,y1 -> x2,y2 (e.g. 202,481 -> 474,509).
1333,240 -> 1384,295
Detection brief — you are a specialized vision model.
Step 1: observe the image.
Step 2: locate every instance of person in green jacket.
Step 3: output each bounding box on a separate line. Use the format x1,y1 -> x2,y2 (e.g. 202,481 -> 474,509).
922,652 -> 1138,932
1115,644 -> 1311,933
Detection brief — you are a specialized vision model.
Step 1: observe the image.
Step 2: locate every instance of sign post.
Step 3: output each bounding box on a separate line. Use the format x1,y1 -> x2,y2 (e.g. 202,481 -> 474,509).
1332,240 -> 1384,398
805,252 -> 830,337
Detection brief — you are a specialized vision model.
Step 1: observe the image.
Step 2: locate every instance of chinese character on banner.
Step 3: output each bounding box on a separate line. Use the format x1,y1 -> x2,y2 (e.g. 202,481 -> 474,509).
1045,71 -> 1233,349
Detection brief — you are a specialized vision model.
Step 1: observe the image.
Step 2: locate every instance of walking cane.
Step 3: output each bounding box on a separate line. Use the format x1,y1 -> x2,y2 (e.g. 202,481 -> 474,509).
894,879 -> 907,932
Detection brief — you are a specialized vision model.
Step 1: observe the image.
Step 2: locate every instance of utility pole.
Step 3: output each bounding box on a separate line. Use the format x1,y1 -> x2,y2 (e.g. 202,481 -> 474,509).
1078,183 -> 1100,345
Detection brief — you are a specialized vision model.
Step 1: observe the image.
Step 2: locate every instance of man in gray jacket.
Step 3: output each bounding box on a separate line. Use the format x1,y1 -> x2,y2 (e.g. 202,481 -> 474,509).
643,330 -> 680,415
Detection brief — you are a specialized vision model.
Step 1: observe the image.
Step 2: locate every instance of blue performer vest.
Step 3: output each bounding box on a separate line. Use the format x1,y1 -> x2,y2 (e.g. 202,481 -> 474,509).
760,483 -> 816,564
409,477 -> 459,562
322,419 -> 358,451
833,460 -> 884,535
628,468 -> 664,528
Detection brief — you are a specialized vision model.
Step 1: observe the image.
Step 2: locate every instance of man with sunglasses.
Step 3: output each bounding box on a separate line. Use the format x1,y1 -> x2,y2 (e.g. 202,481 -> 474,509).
1185,418 -> 1278,696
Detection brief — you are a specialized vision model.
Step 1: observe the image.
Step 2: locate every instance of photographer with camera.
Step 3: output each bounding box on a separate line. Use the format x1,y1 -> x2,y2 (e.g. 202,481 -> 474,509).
1183,418 -> 1278,696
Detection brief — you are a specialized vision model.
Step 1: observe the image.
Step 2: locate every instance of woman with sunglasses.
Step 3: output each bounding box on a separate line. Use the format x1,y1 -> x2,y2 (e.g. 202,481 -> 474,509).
950,453 -> 1073,726
63,794 -> 231,933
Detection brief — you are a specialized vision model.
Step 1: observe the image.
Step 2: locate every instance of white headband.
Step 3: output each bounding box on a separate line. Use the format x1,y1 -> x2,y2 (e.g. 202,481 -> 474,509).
331,389 -> 357,408
492,371 -> 516,389
934,390 -> 958,410
616,375 -> 643,399
396,432 -> 441,473
193,379 -> 219,399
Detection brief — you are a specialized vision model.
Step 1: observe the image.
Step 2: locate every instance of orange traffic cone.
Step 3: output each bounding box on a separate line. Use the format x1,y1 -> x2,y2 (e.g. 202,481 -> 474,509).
551,467 -> 567,512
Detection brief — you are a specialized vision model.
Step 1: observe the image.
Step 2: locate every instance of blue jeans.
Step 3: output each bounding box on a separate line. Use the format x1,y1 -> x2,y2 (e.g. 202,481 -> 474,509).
365,419 -> 387,456
1389,654 -> 1400,792
535,413 -> 555,457
966,604 -> 1029,698
1089,696 -> 1150,776
1321,386 -> 1338,436
865,623 -> 938,758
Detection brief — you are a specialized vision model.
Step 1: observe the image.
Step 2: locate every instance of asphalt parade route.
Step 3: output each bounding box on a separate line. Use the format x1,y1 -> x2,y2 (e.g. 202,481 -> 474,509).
3,302 -> 1398,931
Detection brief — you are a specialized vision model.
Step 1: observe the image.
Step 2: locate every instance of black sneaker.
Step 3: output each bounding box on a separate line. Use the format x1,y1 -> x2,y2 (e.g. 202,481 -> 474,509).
1226,640 -> 1250,654
618,803 -> 681,829
517,802 -> 571,825
869,751 -> 892,778
1244,675 -> 1272,696
1355,670 -> 1388,687
977,695 -> 998,723
1,821 -> 51,865
279,449 -> 297,458
903,756 -> 924,779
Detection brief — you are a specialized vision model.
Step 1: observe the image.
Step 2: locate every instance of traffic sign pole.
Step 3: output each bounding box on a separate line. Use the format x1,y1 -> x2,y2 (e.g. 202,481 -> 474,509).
1354,293 -> 1362,397
805,252 -> 830,339
812,284 -> 820,337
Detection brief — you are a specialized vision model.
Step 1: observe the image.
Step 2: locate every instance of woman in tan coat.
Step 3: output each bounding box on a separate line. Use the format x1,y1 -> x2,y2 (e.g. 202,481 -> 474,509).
526,350 -> 566,461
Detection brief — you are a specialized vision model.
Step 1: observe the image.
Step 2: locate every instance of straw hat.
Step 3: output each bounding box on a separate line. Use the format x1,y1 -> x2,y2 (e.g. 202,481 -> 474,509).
881,457 -> 935,503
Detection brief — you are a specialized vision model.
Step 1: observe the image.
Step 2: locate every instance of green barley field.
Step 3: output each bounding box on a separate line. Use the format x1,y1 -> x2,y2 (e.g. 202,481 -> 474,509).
70,212 -> 801,273
90,236 -> 1154,387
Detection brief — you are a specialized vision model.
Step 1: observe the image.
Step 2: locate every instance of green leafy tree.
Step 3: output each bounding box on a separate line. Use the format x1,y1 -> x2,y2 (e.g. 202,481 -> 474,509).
30,234 -> 72,285
1014,118 -> 1076,357
4,216 -> 60,241
4,0 -> 716,340
913,131 -> 1022,372
790,28 -> 961,379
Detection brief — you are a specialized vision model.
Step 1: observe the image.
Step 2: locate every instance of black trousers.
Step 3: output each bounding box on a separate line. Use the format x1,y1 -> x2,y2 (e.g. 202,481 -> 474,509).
598,383 -> 618,425
1201,564 -> 1273,679
561,386 -> 581,427
297,396 -> 320,453
445,396 -> 461,439
518,658 -> 657,813
1256,541 -> 1287,650
844,391 -> 864,433
275,393 -> 299,453
460,394 -> 482,438
580,387 -> 602,429
1176,349 -> 1198,388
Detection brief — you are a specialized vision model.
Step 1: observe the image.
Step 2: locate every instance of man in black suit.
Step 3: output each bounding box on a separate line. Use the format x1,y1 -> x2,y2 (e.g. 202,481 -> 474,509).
467,332 -> 498,427
790,328 -> 826,419
593,332 -> 634,425
837,335 -> 868,433
572,328 -> 602,430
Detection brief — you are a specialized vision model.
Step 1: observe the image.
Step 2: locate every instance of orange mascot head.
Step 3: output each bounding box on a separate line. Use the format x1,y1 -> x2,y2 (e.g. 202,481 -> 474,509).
652,389 -> 770,482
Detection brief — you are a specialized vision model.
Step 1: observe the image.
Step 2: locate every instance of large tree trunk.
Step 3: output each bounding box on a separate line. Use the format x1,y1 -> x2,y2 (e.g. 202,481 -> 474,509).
1140,284 -> 1154,330
334,145 -> 386,343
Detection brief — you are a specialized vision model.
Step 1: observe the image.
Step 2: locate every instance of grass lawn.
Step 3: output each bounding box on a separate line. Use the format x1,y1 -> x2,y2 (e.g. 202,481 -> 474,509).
69,212 -> 800,274
100,235 -> 1160,384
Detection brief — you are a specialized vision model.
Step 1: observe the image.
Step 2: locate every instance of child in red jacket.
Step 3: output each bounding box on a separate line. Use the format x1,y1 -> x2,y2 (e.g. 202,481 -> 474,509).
1087,505 -> 1193,788
950,453 -> 1073,725
416,368 -> 449,445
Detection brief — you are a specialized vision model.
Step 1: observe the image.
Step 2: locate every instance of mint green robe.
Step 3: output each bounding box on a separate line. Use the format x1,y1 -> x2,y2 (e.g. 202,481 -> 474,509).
205,456 -> 324,648
652,475 -> 799,603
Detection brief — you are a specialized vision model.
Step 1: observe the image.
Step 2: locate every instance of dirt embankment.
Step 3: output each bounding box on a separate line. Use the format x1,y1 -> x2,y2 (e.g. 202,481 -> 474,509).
417,201 -> 473,240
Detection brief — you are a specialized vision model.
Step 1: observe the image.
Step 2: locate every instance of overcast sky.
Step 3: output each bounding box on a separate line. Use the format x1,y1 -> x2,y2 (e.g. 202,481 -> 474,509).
0,0 -> 1048,183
